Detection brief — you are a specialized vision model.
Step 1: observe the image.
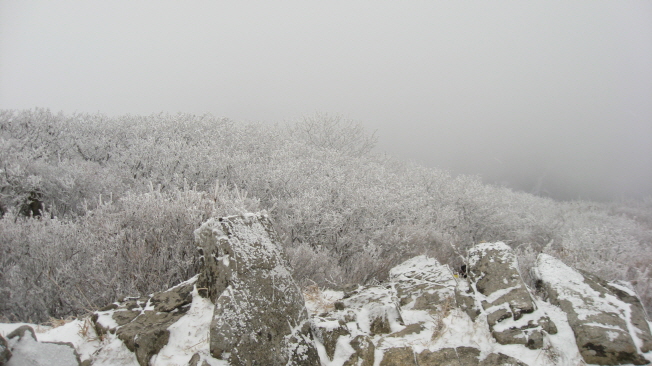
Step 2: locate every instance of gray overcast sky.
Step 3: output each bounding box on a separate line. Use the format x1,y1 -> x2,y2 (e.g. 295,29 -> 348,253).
1,1 -> 651,201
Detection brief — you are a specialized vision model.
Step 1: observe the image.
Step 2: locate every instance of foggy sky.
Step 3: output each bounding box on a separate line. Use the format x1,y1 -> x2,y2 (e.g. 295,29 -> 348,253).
1,1 -> 651,201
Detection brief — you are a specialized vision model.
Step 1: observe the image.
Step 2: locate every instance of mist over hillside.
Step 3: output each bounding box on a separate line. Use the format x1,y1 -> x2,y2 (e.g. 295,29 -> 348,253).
1,109 -> 651,324
3,2 -> 651,204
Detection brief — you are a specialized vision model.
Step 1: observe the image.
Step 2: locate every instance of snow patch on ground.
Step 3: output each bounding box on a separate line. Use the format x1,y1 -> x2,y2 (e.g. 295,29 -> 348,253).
0,285 -> 226,366
90,333 -> 140,366
152,286 -> 226,366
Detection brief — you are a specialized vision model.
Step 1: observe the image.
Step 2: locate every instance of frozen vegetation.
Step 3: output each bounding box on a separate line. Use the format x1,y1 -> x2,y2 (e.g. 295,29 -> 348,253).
1,108 -> 651,327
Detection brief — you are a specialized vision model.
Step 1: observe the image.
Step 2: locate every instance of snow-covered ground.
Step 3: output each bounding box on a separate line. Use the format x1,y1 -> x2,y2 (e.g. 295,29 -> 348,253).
1,286 -> 225,366
2,253 -> 652,366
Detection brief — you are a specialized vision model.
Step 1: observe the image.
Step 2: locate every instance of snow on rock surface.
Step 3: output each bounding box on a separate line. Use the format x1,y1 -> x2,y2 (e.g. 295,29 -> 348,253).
304,243 -> 652,366
305,251 -> 552,366
3,325 -> 80,366
389,255 -> 456,314
194,214 -> 319,366
533,253 -> 652,365
466,242 -> 556,349
91,276 -> 199,366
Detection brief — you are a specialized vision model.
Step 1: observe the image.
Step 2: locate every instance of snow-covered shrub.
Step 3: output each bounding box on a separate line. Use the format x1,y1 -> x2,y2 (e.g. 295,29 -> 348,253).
288,112 -> 377,157
1,108 -> 651,319
0,216 -> 95,322
0,183 -> 258,322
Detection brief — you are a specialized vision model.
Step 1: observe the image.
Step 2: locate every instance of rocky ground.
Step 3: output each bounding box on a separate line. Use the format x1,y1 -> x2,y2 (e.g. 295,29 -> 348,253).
1,214 -> 651,366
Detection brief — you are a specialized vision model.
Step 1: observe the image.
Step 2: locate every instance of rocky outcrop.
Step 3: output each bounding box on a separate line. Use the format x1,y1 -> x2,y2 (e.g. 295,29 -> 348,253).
3,325 -> 80,366
533,253 -> 652,365
305,242 -> 652,366
194,214 -> 319,366
466,242 -> 556,349
308,253 -> 545,365
92,278 -> 196,366
86,213 -> 319,366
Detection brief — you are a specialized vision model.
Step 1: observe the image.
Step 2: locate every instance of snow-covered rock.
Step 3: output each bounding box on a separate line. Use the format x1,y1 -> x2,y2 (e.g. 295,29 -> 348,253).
466,242 -> 556,349
533,253 -> 652,365
92,277 -> 198,366
304,243 -> 652,366
194,214 -> 319,366
4,325 -> 80,366
0,213 -> 318,366
378,346 -> 527,366
389,255 -> 456,314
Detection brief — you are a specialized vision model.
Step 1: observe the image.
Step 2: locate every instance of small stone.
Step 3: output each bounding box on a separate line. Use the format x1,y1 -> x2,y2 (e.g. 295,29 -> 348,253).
6,325 -> 37,341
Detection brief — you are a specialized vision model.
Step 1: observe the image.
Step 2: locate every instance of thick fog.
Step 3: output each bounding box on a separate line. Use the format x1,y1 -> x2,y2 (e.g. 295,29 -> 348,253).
1,1 -> 650,201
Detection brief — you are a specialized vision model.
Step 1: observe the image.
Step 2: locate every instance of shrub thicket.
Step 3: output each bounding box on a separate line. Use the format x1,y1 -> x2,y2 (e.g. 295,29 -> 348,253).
1,108 -> 650,322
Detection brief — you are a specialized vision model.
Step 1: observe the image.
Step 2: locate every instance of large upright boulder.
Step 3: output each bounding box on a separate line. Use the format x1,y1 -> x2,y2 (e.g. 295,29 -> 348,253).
466,242 -> 556,349
533,254 -> 652,365
194,214 -> 319,366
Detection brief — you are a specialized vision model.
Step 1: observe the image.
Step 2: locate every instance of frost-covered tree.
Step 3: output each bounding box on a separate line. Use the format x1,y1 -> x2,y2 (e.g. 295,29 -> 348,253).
1,108 -> 650,321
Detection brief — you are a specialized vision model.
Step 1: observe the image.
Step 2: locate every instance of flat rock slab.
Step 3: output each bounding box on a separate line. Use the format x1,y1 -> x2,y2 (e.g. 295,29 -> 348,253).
195,214 -> 319,366
533,253 -> 651,365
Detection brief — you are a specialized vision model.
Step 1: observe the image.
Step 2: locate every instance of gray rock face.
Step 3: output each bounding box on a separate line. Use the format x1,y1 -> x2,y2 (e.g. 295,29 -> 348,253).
309,284 -> 403,365
378,346 -> 414,365
310,317 -> 350,361
467,242 -> 556,349
194,214 -> 319,366
583,274 -> 652,353
4,325 -> 80,366
379,346 -> 528,366
343,335 -> 375,366
92,278 -> 196,366
187,353 -> 210,366
0,333 -> 11,365
418,347 -> 481,366
307,254 -> 540,366
389,255 -> 456,314
481,352 -> 530,366
533,253 -> 652,365
339,285 -> 404,335
422,347 -> 529,366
